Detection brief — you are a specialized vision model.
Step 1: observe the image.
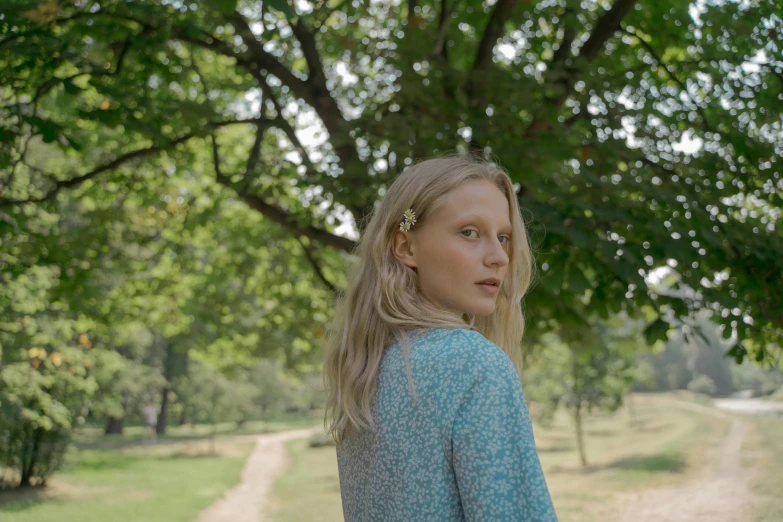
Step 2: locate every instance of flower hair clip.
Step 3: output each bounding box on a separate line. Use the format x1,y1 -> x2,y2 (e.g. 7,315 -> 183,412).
399,208 -> 417,232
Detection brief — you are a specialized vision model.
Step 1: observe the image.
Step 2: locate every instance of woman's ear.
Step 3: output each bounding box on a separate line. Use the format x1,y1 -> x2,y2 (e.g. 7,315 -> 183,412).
392,230 -> 417,269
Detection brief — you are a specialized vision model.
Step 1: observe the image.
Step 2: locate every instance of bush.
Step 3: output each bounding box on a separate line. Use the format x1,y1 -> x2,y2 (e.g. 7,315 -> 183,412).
0,346 -> 96,487
308,430 -> 336,448
687,374 -> 718,397
0,412 -> 70,488
769,386 -> 783,403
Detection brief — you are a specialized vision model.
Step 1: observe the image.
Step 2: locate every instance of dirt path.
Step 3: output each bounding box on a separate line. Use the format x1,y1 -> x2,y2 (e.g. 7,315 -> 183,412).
607,402 -> 758,522
193,428 -> 315,522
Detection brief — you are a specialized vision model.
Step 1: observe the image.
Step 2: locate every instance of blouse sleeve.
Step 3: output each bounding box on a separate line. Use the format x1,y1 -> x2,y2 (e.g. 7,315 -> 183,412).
451,349 -> 558,522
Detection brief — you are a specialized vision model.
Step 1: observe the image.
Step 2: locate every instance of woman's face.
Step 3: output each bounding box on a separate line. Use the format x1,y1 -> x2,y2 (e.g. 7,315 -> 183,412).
393,180 -> 512,317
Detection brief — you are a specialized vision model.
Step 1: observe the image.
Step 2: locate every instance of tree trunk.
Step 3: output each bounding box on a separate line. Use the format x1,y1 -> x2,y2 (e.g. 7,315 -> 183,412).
156,385 -> 170,436
104,416 -> 125,435
178,407 -> 190,426
20,427 -> 41,487
156,339 -> 178,436
627,393 -> 636,429
574,405 -> 587,467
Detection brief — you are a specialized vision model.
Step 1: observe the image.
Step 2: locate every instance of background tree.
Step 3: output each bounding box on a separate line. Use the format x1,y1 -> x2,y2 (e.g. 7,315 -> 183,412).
176,360 -> 257,453
526,315 -> 647,466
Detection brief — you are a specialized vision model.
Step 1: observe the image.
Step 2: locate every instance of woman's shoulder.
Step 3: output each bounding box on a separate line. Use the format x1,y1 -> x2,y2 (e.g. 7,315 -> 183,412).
420,329 -> 521,431
421,327 -> 514,380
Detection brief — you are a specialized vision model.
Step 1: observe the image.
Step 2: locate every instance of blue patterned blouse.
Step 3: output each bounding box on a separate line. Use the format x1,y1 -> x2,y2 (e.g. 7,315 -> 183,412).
336,327 -> 558,521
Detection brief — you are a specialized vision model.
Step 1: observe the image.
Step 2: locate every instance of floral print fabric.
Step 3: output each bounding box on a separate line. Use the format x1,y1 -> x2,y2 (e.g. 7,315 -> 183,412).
336,327 -> 558,521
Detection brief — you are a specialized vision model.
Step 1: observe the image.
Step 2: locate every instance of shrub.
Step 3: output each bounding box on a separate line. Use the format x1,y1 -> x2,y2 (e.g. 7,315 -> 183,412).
769,385 -> 783,403
308,430 -> 336,448
687,374 -> 718,397
0,346 -> 96,487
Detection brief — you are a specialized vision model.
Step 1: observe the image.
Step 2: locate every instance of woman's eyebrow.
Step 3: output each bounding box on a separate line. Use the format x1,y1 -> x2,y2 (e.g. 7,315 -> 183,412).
455,213 -> 512,232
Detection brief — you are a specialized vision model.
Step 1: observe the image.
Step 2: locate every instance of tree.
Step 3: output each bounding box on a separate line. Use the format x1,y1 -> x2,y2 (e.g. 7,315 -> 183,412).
1,1 -> 781,365
0,254 -> 98,486
89,345 -> 167,435
176,360 -> 257,453
526,316 -> 646,466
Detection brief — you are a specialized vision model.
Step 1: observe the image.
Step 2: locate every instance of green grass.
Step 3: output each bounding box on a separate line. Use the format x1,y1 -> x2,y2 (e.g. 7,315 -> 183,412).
746,415 -> 783,522
265,393 -> 729,522
0,412 -> 325,522
0,442 -> 253,522
267,439 -> 344,522
536,393 -> 728,521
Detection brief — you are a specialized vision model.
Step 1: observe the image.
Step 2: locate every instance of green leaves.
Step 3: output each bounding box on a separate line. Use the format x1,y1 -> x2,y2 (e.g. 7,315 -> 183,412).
266,0 -> 296,19
565,262 -> 591,296
644,317 -> 670,346
1,0 -> 781,365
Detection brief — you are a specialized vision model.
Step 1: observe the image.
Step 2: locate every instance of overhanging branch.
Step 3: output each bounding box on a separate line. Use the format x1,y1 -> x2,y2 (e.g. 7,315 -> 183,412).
524,0 -> 638,137
473,0 -> 518,71
216,178 -> 357,253
210,133 -> 356,253
228,11 -> 367,226
622,26 -> 712,133
297,237 -> 340,293
0,117 -> 269,209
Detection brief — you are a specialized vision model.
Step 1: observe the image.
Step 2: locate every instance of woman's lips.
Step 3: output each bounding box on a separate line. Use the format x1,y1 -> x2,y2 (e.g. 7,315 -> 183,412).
476,283 -> 500,294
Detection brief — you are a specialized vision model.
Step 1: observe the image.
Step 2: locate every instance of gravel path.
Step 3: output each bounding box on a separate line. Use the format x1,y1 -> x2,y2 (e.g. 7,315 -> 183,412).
193,428 -> 315,522
714,398 -> 783,416
608,402 -> 758,522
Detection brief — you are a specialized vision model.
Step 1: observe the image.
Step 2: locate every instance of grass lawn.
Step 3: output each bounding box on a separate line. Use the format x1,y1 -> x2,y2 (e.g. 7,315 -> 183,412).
540,393 -> 728,522
0,412 -> 324,522
267,393 -> 729,522
743,414 -> 783,522
0,441 -> 253,522
267,439 -> 345,522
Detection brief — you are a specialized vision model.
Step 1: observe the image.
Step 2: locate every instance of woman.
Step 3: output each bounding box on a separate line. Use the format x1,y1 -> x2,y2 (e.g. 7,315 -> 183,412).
323,155 -> 558,521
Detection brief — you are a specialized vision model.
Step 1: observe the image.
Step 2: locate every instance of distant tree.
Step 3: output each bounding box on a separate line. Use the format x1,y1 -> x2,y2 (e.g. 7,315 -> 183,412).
527,317 -> 646,466
176,361 -> 257,452
89,348 -> 166,435
687,374 -> 718,396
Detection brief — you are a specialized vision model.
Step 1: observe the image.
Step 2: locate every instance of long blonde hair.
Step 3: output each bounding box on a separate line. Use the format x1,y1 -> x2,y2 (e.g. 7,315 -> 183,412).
322,154 -> 536,450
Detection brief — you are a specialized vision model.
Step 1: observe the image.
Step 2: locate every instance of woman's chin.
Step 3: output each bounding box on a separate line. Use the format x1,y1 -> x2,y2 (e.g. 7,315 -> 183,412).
467,304 -> 497,317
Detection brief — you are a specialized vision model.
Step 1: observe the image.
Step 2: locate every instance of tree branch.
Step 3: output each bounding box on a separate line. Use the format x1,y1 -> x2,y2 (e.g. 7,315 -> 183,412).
473,0 -> 518,71
0,134 -> 194,208
258,73 -> 318,178
0,118 -> 270,209
227,13 -> 313,107
622,26 -> 712,132
297,237 -> 339,293
432,0 -> 459,59
210,132 -> 356,253
524,0 -> 638,137
407,0 -> 418,29
228,11 -> 367,225
215,177 -> 357,253
245,124 -> 264,179
578,0 -> 638,63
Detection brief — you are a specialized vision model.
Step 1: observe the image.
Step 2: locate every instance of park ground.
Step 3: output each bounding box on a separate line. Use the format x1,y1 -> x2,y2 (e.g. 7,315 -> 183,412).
0,393 -> 781,522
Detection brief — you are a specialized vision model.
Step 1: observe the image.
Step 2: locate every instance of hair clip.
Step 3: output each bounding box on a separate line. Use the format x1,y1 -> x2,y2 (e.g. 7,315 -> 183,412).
399,208 -> 417,232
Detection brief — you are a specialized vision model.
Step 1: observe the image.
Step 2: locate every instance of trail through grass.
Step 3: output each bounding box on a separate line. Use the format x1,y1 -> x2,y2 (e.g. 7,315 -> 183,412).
0,412 -> 323,522
268,393 -> 731,522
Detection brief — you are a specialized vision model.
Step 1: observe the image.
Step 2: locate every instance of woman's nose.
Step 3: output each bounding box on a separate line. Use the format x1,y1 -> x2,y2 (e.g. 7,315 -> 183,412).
485,238 -> 509,267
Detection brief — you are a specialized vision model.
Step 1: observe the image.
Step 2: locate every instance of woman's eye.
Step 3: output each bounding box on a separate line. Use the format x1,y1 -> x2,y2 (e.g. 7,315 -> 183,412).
499,235 -> 510,244
461,229 -> 477,238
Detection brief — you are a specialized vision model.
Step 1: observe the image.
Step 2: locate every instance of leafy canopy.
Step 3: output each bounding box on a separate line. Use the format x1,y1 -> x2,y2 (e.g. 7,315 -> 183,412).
1,0 -> 781,362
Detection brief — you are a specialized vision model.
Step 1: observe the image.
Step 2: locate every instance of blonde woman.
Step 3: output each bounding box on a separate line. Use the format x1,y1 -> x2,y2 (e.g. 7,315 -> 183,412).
323,155 -> 557,521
